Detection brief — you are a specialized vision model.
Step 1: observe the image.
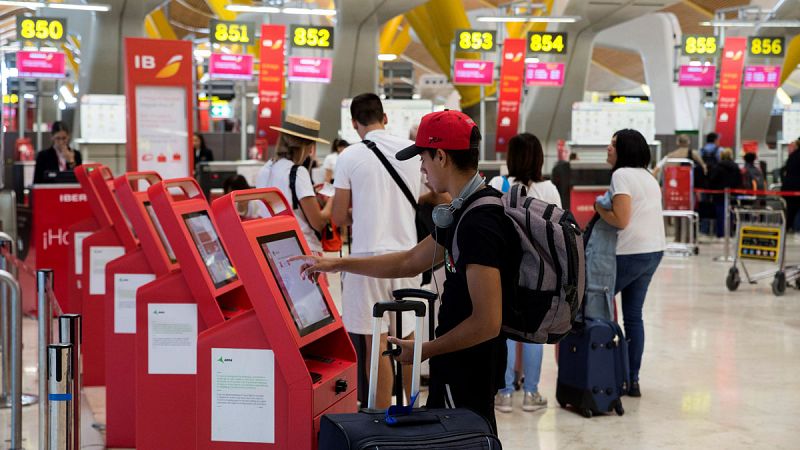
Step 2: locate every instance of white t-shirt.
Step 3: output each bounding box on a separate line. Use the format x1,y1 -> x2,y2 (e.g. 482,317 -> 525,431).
322,152 -> 338,172
610,167 -> 666,255
333,129 -> 421,253
488,176 -> 562,208
255,158 -> 323,252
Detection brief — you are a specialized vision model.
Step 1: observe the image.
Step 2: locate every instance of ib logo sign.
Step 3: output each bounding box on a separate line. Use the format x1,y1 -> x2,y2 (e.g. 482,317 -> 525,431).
134,54 -> 184,79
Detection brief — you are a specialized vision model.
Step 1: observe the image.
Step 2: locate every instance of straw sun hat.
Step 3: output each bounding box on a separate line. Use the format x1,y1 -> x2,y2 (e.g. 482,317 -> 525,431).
270,114 -> 330,144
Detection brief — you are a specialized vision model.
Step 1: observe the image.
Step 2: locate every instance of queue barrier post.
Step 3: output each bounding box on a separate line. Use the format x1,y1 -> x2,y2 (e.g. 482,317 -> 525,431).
59,314 -> 82,450
48,343 -> 74,450
38,269 -> 55,447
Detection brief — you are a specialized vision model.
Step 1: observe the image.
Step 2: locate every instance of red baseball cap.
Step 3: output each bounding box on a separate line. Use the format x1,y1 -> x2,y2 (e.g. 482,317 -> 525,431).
396,110 -> 480,161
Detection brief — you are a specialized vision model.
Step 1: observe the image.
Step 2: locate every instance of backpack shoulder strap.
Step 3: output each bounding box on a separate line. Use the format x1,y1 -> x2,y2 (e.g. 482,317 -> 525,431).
363,139 -> 417,210
501,176 -> 510,193
289,164 -> 301,210
452,195 -> 504,263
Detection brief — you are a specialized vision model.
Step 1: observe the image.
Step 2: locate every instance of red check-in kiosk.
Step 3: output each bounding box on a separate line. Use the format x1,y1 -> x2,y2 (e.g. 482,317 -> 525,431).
136,178 -> 247,450
102,171 -> 171,447
199,188 -> 356,449
74,164 -> 129,386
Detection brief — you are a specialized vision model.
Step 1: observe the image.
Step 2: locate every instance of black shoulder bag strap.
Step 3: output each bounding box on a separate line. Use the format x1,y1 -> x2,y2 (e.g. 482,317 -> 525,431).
363,139 -> 418,210
289,164 -> 323,239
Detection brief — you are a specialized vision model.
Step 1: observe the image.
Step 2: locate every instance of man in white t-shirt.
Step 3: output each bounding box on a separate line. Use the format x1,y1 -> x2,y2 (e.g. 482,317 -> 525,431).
333,93 -> 422,407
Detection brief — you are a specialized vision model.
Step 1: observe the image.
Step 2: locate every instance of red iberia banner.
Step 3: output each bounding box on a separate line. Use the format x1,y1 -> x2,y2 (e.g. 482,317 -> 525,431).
495,38 -> 526,153
256,25 -> 286,153
714,37 -> 746,148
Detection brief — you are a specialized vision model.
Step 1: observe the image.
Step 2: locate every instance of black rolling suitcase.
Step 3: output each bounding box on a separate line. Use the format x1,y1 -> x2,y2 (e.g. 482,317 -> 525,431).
319,289 -> 501,450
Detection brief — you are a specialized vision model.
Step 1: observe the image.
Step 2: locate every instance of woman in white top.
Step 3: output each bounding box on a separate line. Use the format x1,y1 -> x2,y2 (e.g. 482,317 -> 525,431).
255,114 -> 333,253
323,138 -> 349,183
595,128 -> 665,398
488,133 -> 555,414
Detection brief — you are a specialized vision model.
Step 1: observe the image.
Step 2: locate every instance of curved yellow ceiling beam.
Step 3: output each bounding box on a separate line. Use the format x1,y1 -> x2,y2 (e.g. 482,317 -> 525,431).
781,34 -> 800,87
145,7 -> 177,40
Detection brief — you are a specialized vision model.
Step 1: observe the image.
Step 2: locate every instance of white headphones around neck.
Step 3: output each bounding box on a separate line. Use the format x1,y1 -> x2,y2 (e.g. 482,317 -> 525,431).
432,172 -> 486,228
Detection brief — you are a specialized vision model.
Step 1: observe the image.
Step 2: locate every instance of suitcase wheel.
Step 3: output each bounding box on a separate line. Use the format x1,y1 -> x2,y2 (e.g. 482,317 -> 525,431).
615,404 -> 625,416
581,408 -> 593,418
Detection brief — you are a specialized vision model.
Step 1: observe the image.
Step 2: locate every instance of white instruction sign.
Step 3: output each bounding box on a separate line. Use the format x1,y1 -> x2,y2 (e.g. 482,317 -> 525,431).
148,303 -> 197,374
89,246 -> 125,295
211,348 -> 275,443
114,273 -> 155,334
73,232 -> 91,275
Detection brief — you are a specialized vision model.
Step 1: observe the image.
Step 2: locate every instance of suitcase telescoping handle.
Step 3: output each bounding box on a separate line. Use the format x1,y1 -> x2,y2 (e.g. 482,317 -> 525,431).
367,300 -> 426,410
392,288 -> 438,341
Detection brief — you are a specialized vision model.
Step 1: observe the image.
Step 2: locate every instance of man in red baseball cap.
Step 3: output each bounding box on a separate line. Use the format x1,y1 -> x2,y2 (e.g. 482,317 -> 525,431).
295,110 -> 521,433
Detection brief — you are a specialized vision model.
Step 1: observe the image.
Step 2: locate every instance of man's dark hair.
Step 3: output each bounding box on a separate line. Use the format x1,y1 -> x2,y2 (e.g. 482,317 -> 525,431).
507,133 -> 544,185
706,132 -> 719,143
612,129 -> 651,172
744,152 -> 757,164
423,126 -> 481,172
223,174 -> 250,193
350,93 -> 384,126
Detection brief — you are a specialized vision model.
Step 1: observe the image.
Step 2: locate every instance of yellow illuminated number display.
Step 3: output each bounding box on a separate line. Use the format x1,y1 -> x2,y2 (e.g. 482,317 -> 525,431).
455,30 -> 495,52
682,36 -> 717,55
209,20 -> 252,44
527,32 -> 567,54
291,26 -> 334,49
17,17 -> 66,42
748,37 -> 784,57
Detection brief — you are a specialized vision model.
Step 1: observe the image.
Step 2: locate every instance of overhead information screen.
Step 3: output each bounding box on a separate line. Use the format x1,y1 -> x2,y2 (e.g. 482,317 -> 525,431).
143,201 -> 177,263
182,211 -> 238,288
257,231 -> 334,336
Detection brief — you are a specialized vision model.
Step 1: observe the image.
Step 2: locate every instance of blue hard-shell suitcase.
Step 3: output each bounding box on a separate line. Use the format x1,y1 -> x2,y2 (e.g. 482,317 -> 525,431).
556,318 -> 629,418
319,291 -> 502,450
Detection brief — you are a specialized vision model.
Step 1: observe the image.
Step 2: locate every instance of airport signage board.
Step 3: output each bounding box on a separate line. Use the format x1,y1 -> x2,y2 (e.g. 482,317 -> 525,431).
256,25 -> 286,151
124,38 -> 194,179
287,57 -> 333,83
495,38 -> 526,153
526,32 -> 567,54
681,35 -> 718,56
16,50 -> 66,78
290,25 -> 334,49
209,20 -> 254,45
743,65 -> 781,89
677,65 -> 716,87
452,59 -> 494,85
16,16 -> 67,43
208,53 -> 254,80
714,37 -> 746,148
524,62 -> 565,87
747,36 -> 784,58
454,29 -> 496,52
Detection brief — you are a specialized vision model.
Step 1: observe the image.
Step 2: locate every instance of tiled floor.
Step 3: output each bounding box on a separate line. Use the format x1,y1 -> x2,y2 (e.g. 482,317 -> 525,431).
2,240 -> 800,449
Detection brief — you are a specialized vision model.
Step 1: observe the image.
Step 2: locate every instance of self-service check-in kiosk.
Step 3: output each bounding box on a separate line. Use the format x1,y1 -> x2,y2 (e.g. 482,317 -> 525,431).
74,164 -> 131,386
198,188 -> 357,449
135,178 -> 248,449
101,171 -> 170,447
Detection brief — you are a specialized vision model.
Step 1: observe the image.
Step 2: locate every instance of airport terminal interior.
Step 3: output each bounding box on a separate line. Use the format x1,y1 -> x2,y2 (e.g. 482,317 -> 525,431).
1,0 -> 800,449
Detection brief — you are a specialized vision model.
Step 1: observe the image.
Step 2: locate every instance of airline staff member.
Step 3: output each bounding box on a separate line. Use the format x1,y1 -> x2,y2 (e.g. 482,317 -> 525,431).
34,121 -> 82,183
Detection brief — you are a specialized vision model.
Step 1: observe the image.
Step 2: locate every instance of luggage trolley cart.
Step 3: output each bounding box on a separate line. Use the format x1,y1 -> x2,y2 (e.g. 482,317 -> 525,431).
661,158 -> 700,256
725,196 -> 800,295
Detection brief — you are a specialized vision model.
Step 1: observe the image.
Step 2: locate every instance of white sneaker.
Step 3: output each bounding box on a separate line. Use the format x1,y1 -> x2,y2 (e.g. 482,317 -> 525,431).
494,392 -> 513,413
522,391 -> 547,412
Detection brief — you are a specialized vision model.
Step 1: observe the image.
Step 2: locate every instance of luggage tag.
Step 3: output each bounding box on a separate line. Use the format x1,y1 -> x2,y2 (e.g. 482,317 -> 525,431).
385,393 -> 441,426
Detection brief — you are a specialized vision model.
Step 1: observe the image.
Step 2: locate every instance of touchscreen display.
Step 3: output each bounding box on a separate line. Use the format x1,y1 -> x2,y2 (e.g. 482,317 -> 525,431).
183,211 -> 238,288
144,202 -> 177,263
257,231 -> 334,336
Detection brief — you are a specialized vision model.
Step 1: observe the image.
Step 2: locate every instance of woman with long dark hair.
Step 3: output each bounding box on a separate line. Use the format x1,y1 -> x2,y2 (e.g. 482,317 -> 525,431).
594,129 -> 665,398
34,121 -> 82,183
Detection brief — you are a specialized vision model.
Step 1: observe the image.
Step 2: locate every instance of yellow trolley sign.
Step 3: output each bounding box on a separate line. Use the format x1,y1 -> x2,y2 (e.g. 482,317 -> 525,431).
290,25 -> 334,49
681,35 -> 718,56
526,32 -> 567,54
454,29 -> 496,52
747,36 -> 784,57
16,16 -> 67,43
209,20 -> 254,45
738,225 -> 781,262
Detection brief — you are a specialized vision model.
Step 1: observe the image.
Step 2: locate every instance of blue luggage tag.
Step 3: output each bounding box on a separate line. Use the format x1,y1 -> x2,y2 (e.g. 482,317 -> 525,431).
384,392 -> 420,425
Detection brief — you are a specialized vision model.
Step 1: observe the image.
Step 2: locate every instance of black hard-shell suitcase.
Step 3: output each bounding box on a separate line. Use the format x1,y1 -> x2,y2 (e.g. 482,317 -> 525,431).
556,318 -> 629,418
319,290 -> 501,450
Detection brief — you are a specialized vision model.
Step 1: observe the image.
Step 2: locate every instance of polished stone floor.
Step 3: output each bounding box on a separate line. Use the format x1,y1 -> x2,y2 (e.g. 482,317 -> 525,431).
2,240 -> 799,449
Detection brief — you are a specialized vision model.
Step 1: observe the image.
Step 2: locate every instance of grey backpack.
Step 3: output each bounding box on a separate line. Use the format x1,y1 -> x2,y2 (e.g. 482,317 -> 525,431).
453,185 -> 585,344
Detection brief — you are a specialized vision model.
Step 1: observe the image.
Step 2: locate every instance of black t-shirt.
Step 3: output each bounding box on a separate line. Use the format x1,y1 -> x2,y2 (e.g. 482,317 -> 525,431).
430,187 -> 521,388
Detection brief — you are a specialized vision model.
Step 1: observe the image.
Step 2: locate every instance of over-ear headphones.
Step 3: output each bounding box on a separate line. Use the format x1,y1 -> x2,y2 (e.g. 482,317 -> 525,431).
432,172 -> 486,228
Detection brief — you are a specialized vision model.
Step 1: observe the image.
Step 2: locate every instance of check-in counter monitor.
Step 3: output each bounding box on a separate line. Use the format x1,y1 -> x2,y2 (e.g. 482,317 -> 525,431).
197,188 -> 356,449
134,178 -> 250,450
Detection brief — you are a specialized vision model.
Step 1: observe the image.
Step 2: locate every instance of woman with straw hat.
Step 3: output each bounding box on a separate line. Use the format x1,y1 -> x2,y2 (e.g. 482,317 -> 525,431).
255,114 -> 333,253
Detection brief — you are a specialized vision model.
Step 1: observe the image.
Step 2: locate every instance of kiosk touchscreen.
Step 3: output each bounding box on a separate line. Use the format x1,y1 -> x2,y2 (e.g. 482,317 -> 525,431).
103,172 -> 171,448
197,188 -> 356,449
74,163 -> 125,386
134,178 -> 250,450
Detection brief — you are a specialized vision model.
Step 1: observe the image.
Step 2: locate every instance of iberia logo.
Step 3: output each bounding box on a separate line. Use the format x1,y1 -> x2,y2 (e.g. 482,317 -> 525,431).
155,54 -> 183,79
